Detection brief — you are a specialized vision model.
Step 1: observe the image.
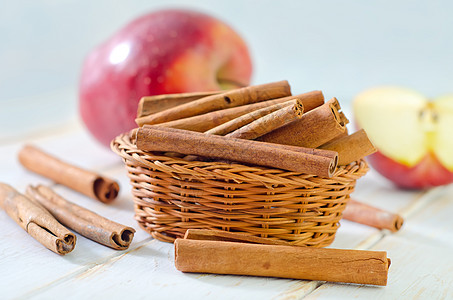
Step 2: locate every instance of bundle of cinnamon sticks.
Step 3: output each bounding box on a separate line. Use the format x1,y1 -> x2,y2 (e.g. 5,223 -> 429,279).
134,80 -> 404,232
134,80 -> 376,177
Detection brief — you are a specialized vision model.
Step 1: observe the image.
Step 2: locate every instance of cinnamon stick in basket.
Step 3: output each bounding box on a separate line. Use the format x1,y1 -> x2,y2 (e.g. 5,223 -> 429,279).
319,129 -> 376,165
18,145 -> 119,203
136,125 -> 338,177
343,199 -> 404,232
226,100 -> 304,140
206,99 -> 298,136
26,185 -> 135,250
0,183 -> 76,255
184,99 -> 303,162
175,232 -> 391,286
258,98 -> 349,148
136,80 -> 291,126
158,91 -> 324,132
137,91 -> 223,118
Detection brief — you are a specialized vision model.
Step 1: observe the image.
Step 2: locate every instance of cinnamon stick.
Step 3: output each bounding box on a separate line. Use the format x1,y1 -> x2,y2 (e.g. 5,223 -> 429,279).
18,145 -> 119,203
184,99 -> 301,162
26,185 -> 135,250
258,98 -> 349,148
0,183 -> 76,255
136,80 -> 291,126
158,91 -> 324,132
136,125 -> 338,177
343,199 -> 404,232
137,91 -> 222,118
205,100 -> 297,136
184,229 -> 294,246
226,100 -> 304,140
175,238 -> 390,286
319,129 -> 376,165
184,127 -> 338,163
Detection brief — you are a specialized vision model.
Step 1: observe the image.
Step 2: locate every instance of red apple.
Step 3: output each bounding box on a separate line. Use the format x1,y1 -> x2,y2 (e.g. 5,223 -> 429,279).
353,87 -> 453,189
79,9 -> 252,146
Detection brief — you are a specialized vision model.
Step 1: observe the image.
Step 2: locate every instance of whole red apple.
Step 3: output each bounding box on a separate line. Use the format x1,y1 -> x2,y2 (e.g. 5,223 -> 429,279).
353,87 -> 453,189
79,9 -> 252,146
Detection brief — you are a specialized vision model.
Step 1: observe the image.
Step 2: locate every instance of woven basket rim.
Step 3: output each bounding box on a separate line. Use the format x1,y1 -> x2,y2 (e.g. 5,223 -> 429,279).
111,130 -> 369,186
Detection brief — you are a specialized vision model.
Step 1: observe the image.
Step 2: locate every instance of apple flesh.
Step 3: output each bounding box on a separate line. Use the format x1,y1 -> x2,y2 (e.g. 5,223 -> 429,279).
79,9 -> 252,146
353,87 -> 453,189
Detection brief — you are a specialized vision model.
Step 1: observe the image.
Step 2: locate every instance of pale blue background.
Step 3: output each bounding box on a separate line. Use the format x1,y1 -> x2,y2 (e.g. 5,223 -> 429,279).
1,1 -> 452,140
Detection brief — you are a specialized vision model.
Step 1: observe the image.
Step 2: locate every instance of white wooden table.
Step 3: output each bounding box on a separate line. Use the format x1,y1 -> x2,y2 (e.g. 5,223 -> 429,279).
1,117 -> 453,300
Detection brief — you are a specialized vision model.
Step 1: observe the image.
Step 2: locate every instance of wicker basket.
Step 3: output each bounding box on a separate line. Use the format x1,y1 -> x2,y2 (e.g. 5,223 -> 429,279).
112,130 -> 369,247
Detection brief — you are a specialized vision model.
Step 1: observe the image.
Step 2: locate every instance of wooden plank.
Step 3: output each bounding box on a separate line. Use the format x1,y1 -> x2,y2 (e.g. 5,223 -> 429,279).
305,235 -> 453,299
274,171 -> 449,298
0,167 -> 148,294
20,239 -> 313,300
303,184 -> 453,299
3,116 -> 452,299
0,127 -> 120,190
0,133 -> 148,298
15,171 -> 422,299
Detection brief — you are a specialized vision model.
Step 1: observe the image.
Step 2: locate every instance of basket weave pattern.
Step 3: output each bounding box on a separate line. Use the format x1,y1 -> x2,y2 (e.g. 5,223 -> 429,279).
112,131 -> 369,247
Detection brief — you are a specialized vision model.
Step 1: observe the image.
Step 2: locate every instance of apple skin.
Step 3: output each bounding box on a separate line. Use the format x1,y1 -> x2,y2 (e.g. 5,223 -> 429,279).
79,9 -> 252,146
353,86 -> 453,189
368,151 -> 453,189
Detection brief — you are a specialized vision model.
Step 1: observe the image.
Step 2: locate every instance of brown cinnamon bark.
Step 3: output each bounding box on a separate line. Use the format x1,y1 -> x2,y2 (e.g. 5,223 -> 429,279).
136,80 -> 291,126
318,129 -> 376,165
26,185 -> 135,250
343,199 -> 404,232
18,145 -> 119,203
205,100 -> 297,136
136,125 -> 338,177
175,238 -> 390,286
226,100 -> 304,140
184,127 -> 338,163
0,183 -> 76,255
184,229 -> 294,246
136,91 -> 223,118
157,91 -> 324,132
258,98 -> 349,148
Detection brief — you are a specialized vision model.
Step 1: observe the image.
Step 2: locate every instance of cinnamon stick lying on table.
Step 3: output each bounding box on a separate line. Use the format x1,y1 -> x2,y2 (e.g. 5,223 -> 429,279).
258,98 -> 349,148
343,199 -> 404,232
184,229 -> 294,246
26,185 -> 135,250
18,145 -> 119,203
175,232 -> 391,286
319,129 -> 376,165
0,183 -> 76,255
158,91 -> 324,132
226,99 -> 304,140
136,80 -> 291,126
136,91 -> 223,118
136,125 -> 338,177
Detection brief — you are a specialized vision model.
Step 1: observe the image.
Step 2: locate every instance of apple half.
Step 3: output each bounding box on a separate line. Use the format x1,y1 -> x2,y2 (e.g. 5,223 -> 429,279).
353,87 -> 453,189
